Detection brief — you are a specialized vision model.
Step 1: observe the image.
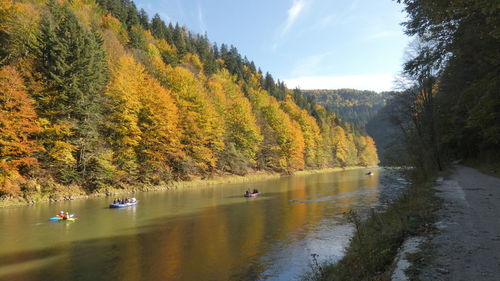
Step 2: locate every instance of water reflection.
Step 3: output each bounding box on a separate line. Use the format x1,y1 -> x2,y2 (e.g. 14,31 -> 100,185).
0,168 -> 396,281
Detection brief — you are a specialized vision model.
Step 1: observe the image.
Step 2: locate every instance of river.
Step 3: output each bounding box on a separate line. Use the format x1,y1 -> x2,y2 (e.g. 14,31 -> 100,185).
0,168 -> 405,281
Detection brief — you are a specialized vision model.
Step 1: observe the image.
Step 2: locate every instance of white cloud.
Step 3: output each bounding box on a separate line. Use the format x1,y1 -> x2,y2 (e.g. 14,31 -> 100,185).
283,0 -> 307,33
272,0 -> 309,50
283,74 -> 398,92
197,3 -> 206,33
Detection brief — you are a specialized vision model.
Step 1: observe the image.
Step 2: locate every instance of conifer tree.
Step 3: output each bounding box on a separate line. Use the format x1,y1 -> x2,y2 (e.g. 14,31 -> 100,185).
37,2 -> 109,186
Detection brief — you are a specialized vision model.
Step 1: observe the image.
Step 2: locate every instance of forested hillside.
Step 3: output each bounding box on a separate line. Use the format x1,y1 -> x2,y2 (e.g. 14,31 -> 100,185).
0,0 -> 378,197
390,0 -> 499,178
301,89 -> 394,131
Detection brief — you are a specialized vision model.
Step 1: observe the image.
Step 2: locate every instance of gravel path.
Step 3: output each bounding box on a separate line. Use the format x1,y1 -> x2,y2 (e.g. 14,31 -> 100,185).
420,165 -> 500,281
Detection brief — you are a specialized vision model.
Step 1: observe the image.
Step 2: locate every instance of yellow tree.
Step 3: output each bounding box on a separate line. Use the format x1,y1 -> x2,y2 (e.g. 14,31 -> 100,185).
207,70 -> 262,161
150,56 -> 225,173
137,73 -> 182,182
105,55 -> 143,176
281,95 -> 322,168
0,66 -> 41,194
345,132 -> 360,166
100,13 -> 129,44
332,126 -> 349,167
243,70 -> 305,171
261,98 -> 305,172
356,136 -> 379,167
0,0 -> 40,63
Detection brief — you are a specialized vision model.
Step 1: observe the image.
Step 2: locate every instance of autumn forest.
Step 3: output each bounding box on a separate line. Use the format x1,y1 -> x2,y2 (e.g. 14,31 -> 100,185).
0,0 -> 378,197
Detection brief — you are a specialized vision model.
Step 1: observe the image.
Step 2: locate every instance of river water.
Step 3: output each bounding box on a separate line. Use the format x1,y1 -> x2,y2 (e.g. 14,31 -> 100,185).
0,168 -> 404,281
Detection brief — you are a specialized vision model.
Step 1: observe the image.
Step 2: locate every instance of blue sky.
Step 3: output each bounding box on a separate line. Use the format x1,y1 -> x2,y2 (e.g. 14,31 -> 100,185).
135,0 -> 411,92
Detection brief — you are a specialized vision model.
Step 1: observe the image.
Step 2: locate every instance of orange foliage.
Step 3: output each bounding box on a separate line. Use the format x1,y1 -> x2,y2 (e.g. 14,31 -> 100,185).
0,66 -> 41,194
105,55 -> 183,179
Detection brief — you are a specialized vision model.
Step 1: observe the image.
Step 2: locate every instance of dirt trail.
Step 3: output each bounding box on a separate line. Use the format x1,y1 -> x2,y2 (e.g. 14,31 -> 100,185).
420,165 -> 500,281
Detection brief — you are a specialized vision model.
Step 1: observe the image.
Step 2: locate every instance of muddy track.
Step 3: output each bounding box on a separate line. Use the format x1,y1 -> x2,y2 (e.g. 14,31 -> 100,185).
420,165 -> 500,281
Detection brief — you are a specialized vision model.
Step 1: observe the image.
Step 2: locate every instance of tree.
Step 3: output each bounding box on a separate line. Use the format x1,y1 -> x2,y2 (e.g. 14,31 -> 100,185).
356,136 -> 378,167
207,70 -> 263,172
281,95 -> 322,168
105,55 -> 142,177
0,0 -> 41,64
150,56 -> 225,174
397,0 -> 499,173
0,66 -> 41,194
261,98 -> 305,172
137,69 -> 183,183
37,2 -> 109,186
138,8 -> 149,29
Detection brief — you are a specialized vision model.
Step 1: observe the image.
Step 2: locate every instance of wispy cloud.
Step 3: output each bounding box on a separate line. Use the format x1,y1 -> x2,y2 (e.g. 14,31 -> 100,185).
273,0 -> 309,50
283,0 -> 307,33
283,74 -> 398,92
197,3 -> 206,33
174,0 -> 186,21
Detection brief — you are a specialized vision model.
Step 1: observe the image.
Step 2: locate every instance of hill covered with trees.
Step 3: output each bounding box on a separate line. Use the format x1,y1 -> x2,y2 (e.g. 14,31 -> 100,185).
300,89 -> 394,131
0,0 -> 378,198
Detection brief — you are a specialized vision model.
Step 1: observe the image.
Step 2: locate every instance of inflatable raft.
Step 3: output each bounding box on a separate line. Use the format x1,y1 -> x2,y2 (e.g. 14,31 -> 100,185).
244,192 -> 260,198
109,201 -> 138,208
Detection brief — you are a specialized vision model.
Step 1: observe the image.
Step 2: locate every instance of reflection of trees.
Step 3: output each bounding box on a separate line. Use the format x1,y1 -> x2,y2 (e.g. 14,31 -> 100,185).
117,234 -> 140,281
287,176 -> 308,232
0,169 -> 384,281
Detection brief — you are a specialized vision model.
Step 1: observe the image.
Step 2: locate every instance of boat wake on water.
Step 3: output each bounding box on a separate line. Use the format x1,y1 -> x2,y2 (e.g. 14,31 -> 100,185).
289,196 -> 335,203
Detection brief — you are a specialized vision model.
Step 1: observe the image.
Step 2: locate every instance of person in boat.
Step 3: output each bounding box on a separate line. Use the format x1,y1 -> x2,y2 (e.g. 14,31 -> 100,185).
56,211 -> 65,218
245,190 -> 250,196
62,212 -> 69,220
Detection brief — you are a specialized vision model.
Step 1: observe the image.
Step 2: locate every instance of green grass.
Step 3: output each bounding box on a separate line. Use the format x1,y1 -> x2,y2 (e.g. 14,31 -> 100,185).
303,179 -> 440,281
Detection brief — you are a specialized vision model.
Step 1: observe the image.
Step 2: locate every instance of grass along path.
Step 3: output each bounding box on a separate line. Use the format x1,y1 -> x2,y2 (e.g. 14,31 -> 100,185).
303,175 -> 440,281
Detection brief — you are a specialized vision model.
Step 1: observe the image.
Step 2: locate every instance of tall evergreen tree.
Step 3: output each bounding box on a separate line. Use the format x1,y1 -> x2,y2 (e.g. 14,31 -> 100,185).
37,2 -> 109,187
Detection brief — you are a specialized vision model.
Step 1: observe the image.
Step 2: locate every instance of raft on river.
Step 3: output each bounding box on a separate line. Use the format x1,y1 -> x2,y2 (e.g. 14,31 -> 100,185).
109,201 -> 138,208
244,192 -> 260,198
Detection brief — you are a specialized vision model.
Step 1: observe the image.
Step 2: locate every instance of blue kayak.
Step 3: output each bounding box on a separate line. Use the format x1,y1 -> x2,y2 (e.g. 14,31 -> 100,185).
49,214 -> 75,221
109,201 -> 138,208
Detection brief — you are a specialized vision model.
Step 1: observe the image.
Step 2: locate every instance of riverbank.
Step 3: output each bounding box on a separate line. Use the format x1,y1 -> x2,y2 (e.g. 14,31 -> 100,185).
303,172 -> 440,281
0,166 -> 370,208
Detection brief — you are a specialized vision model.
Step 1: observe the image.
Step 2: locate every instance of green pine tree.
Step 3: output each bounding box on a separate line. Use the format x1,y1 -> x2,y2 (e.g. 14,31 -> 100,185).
37,2 -> 110,188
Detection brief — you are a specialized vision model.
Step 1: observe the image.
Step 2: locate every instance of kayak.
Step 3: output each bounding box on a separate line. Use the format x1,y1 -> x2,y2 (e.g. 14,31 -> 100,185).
49,215 -> 76,222
109,201 -> 138,208
244,192 -> 260,198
